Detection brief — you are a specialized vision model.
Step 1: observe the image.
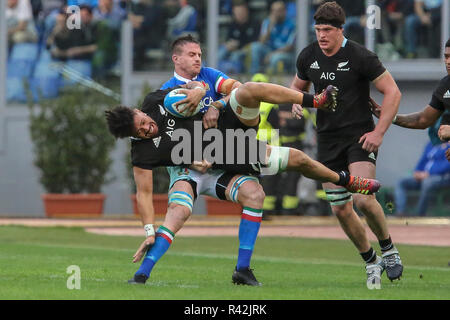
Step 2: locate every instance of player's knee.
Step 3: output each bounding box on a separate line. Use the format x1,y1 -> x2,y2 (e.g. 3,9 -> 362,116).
239,183 -> 265,207
331,205 -> 352,219
290,149 -> 308,167
239,82 -> 259,98
167,202 -> 191,221
353,194 -> 376,213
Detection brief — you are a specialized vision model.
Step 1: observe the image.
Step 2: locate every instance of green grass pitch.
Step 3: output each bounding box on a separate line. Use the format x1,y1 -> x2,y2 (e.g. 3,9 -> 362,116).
0,225 -> 449,300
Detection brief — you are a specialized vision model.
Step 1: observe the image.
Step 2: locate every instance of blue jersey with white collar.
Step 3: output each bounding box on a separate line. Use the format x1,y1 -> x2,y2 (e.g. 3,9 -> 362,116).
160,67 -> 229,113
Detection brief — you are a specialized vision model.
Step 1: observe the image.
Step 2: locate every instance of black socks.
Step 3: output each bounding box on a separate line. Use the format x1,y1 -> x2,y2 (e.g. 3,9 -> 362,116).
379,236 -> 394,252
336,171 -> 350,186
360,247 -> 377,264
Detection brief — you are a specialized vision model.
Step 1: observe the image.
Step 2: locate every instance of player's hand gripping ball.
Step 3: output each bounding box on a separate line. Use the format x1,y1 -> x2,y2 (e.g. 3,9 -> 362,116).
164,89 -> 203,118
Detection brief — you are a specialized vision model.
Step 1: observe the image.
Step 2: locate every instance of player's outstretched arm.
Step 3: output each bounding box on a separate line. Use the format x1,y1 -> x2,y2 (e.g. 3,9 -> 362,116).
132,166 -> 156,263
370,101 -> 443,130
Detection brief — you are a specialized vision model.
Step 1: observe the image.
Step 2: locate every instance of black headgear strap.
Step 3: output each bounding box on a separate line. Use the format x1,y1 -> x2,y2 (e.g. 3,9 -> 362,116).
315,19 -> 343,29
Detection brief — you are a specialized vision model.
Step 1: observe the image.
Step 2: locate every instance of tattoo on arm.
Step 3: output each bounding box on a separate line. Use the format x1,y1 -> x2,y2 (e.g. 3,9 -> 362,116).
395,112 -> 428,129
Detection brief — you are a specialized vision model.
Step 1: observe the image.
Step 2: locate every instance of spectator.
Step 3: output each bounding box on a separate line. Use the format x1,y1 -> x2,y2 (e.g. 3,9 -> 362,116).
218,1 -> 259,74
377,0 -> 414,58
92,0 -> 126,76
336,0 -> 366,45
38,1 -> 65,44
404,0 -> 442,58
394,120 -> 450,216
38,0 -> 64,18
249,1 -> 296,75
93,0 -> 125,29
266,0 -> 296,20
165,0 -> 199,43
47,5 -> 97,62
129,0 -> 167,69
6,0 -> 39,48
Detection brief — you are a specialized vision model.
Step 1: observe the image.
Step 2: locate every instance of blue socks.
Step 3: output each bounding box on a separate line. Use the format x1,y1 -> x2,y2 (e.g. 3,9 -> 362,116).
135,226 -> 175,278
236,207 -> 263,271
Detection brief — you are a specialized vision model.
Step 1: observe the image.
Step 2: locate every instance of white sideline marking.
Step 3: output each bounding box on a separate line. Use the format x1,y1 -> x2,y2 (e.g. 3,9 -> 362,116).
7,241 -> 450,273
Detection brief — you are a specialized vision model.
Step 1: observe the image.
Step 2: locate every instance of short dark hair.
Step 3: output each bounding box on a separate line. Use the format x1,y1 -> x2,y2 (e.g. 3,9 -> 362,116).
171,34 -> 200,55
314,1 -> 346,27
105,106 -> 135,139
79,4 -> 93,14
446,38 -> 450,48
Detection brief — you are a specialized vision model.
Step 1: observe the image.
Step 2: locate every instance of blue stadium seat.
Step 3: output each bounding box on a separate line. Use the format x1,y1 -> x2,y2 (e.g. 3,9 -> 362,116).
9,42 -> 39,61
6,43 -> 39,102
30,50 -> 62,101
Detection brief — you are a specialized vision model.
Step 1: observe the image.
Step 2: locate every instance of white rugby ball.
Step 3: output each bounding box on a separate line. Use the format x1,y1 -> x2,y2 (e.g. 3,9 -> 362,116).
163,89 -> 203,118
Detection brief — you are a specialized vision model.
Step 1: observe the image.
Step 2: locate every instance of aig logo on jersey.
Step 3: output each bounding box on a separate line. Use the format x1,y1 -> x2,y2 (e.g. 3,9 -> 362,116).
320,72 -> 335,80
337,61 -> 350,72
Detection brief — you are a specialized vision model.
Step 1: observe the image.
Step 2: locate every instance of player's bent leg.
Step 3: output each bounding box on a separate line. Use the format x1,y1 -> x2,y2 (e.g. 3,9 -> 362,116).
129,181 -> 195,285
323,183 -> 385,289
324,191 -> 371,253
352,196 -> 403,282
225,175 -> 264,286
349,162 -> 403,281
164,181 -> 196,233
278,146 -> 381,195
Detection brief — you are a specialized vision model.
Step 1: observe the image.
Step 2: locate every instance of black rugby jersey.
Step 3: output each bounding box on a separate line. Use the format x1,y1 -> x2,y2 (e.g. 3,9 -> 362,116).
131,87 -> 201,170
131,88 -> 266,174
296,39 -> 386,136
429,75 -> 450,124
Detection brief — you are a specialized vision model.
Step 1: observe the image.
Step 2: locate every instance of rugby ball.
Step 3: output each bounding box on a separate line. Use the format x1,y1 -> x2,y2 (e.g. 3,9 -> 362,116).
163,89 -> 203,118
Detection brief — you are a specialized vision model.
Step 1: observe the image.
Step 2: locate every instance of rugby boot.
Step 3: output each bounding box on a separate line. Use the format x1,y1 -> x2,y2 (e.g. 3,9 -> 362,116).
382,247 -> 403,281
366,256 -> 385,290
345,175 -> 381,195
128,274 -> 148,284
232,267 -> 262,286
313,85 -> 338,112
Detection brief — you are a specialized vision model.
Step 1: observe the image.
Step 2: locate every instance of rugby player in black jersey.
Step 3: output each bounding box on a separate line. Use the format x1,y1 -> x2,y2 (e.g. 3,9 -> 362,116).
370,38 -> 450,162
289,1 -> 403,288
106,80 -> 382,285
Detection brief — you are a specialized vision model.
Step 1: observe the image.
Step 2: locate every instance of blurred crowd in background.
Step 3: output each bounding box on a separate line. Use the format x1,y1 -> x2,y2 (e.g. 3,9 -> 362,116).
5,0 -> 446,102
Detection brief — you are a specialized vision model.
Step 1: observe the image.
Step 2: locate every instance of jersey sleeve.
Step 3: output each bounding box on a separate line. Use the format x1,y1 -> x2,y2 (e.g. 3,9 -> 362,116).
131,140 -> 155,170
203,67 -> 229,95
358,49 -> 386,82
429,78 -> 447,111
295,47 -> 310,81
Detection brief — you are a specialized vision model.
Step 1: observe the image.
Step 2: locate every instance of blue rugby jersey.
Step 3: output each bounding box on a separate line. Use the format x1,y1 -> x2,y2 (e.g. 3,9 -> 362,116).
160,67 -> 229,113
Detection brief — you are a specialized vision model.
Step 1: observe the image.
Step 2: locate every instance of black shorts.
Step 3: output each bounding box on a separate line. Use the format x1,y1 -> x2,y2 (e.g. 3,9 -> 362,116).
317,134 -> 377,172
